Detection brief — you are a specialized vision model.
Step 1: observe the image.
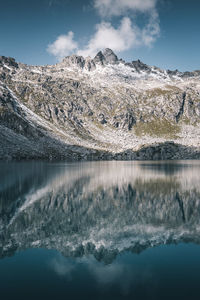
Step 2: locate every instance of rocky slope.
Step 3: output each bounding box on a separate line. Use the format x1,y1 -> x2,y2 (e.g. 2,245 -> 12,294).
0,49 -> 200,160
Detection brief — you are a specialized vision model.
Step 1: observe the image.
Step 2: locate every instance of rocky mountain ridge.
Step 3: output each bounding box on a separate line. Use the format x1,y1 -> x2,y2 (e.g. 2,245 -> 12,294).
0,49 -> 200,160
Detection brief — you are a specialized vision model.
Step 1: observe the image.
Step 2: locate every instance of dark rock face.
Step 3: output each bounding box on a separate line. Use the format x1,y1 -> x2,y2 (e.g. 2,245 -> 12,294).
63,48 -> 119,68
0,56 -> 18,68
175,92 -> 186,123
93,51 -> 106,65
130,59 -> 151,72
102,48 -> 118,64
124,111 -> 136,130
114,142 -> 200,161
93,48 -> 118,65
62,54 -> 85,68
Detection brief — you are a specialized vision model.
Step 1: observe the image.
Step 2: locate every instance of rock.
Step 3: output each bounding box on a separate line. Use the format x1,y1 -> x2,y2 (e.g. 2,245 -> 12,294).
93,51 -> 105,65
102,48 -> 118,64
0,56 -> 18,68
62,54 -> 85,69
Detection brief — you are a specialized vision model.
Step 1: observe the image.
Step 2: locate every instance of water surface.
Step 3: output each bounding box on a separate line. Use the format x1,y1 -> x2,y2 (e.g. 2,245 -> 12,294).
0,160 -> 200,299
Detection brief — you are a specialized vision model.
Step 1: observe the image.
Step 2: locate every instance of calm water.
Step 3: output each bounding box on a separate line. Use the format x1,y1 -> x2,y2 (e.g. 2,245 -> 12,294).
0,160 -> 200,300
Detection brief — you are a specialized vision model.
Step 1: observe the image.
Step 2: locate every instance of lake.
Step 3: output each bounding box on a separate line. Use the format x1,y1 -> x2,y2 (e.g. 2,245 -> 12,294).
0,160 -> 200,300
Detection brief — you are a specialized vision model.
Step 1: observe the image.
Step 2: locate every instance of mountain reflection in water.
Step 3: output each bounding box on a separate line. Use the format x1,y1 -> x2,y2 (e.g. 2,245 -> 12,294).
0,161 -> 200,300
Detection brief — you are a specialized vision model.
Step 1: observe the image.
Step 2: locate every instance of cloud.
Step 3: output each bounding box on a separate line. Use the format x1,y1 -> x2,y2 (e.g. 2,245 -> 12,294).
141,12 -> 160,46
47,31 -> 78,59
78,14 -> 160,58
47,0 -> 160,60
49,254 -> 155,296
77,17 -> 139,58
50,256 -> 76,278
93,0 -> 158,17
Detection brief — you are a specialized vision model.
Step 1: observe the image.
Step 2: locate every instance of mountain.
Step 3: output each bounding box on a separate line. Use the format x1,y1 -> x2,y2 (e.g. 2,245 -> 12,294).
0,49 -> 200,160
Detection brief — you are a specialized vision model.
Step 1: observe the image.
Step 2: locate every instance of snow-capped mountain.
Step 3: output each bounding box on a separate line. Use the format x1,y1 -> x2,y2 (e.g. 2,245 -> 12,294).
0,49 -> 200,160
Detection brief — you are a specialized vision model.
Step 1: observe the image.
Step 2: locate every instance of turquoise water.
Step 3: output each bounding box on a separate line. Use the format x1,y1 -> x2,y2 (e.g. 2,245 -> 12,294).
0,161 -> 200,299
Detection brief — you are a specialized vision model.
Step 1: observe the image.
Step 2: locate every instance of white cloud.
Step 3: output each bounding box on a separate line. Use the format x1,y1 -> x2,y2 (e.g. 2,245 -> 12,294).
49,254 -> 154,296
47,31 -> 78,59
46,0 -> 160,60
141,12 -> 160,46
78,17 -> 139,58
78,15 -> 160,58
50,256 -> 76,278
93,0 -> 158,17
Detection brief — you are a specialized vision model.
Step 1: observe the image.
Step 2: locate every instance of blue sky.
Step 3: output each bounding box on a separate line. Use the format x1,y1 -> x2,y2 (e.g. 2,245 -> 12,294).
0,0 -> 199,71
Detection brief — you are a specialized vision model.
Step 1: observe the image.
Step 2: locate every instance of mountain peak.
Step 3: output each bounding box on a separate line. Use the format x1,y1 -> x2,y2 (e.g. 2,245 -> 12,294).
102,48 -> 118,63
0,56 -> 18,68
61,48 -> 118,70
93,51 -> 105,65
93,48 -> 118,65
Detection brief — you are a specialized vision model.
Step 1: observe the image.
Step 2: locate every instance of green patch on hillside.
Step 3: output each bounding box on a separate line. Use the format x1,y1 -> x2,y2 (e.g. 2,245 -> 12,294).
147,88 -> 171,97
146,86 -> 182,98
134,119 -> 181,139
180,116 -> 200,126
180,117 -> 191,125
